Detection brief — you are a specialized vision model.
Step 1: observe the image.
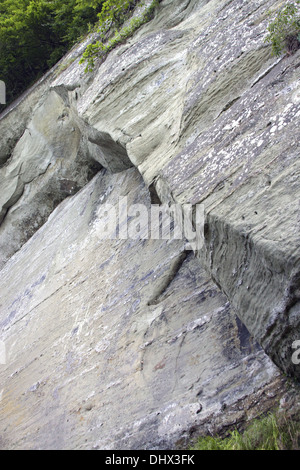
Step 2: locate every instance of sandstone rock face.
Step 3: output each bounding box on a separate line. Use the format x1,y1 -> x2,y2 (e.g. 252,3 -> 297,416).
0,0 -> 299,450
74,0 -> 300,380
0,169 -> 285,449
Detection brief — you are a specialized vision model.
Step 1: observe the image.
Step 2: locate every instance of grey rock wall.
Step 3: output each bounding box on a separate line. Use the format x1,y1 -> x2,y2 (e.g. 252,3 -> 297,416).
74,0 -> 300,380
0,168 -> 286,449
0,0 -> 299,450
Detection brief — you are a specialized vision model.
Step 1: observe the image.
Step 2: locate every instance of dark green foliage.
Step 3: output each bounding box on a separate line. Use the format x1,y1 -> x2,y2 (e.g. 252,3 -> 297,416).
79,0 -> 160,72
265,1 -> 300,57
0,0 -> 104,110
0,0 -> 159,110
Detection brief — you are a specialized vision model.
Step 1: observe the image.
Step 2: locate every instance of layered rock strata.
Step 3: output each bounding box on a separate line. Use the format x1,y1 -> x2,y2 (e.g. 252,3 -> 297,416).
0,0 -> 299,450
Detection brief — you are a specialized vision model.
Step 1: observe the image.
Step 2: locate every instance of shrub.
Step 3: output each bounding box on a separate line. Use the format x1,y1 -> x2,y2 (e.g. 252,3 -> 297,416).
79,0 -> 160,72
265,1 -> 300,56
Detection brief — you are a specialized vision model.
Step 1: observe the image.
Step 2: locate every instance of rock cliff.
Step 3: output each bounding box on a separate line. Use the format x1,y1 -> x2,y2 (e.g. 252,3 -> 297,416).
0,0 -> 299,450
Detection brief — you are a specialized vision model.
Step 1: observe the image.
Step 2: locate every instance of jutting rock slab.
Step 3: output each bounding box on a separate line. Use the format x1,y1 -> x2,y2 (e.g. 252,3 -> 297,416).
0,169 -> 286,449
0,0 -> 299,450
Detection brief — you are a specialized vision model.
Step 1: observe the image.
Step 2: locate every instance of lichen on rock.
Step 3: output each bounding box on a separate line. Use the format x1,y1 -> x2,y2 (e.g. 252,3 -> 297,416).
0,0 -> 299,450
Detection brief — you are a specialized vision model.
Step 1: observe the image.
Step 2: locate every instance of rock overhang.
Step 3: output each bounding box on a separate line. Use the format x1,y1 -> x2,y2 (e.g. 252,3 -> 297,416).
0,0 -> 299,450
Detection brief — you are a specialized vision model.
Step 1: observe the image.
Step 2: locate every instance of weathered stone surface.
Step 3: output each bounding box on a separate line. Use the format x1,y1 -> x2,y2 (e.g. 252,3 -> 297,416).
0,75 -> 52,167
74,0 -> 300,380
0,84 -> 134,268
0,169 -> 287,450
0,88 -> 103,269
0,0 -> 299,451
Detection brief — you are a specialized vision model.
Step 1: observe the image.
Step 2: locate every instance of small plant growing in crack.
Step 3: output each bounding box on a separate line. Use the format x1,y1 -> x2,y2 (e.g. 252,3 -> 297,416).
265,1 -> 300,57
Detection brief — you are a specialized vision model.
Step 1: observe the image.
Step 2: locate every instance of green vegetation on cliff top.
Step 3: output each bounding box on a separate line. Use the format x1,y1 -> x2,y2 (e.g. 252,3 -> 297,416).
0,0 -> 104,108
0,0 -> 159,110
0,0 -> 299,111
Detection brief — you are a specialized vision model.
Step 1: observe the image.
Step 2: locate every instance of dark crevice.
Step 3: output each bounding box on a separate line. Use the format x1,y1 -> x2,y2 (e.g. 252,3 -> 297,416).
87,129 -> 133,173
216,96 -> 240,119
149,181 -> 162,205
